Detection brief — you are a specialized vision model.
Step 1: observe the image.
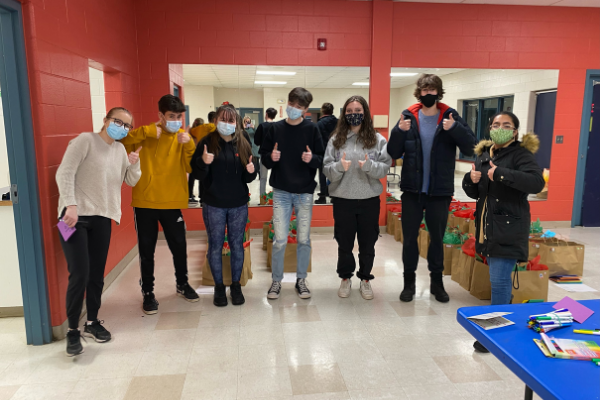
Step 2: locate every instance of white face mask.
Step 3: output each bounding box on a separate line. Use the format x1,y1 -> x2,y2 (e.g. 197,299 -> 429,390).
286,105 -> 303,120
217,121 -> 236,136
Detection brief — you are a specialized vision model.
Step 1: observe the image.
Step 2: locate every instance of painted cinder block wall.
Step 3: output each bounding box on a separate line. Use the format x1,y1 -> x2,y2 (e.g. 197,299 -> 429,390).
18,0 -> 600,327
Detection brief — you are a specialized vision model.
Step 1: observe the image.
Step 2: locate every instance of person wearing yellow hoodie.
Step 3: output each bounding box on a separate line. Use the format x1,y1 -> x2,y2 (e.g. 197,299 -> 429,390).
188,112 -> 217,206
121,94 -> 199,314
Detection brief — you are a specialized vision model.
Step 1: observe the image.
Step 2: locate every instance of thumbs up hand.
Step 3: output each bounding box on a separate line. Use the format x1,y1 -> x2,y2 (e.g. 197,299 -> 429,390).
202,144 -> 214,165
246,155 -> 255,173
128,147 -> 142,164
178,131 -> 191,144
488,161 -> 497,181
341,152 -> 352,171
271,143 -> 281,162
358,154 -> 369,169
398,114 -> 411,132
470,163 -> 481,183
443,113 -> 456,131
302,145 -> 312,163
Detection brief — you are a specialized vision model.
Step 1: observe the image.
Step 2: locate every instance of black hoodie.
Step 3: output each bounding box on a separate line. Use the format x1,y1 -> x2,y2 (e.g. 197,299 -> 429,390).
317,114 -> 338,145
191,133 -> 258,208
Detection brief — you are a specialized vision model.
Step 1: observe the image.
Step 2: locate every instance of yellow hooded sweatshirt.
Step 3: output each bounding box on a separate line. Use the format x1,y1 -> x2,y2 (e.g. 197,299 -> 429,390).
121,123 -> 196,209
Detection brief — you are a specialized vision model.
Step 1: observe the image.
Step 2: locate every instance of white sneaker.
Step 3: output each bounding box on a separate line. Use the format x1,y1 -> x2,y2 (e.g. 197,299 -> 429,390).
360,280 -> 374,300
338,278 -> 352,298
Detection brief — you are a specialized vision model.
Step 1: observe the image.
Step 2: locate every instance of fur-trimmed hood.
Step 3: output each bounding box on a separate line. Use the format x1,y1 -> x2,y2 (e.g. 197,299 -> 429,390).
474,133 -> 540,156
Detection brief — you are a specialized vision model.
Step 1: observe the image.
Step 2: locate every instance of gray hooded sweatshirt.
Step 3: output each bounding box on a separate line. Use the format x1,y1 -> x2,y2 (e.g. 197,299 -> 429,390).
323,131 -> 392,199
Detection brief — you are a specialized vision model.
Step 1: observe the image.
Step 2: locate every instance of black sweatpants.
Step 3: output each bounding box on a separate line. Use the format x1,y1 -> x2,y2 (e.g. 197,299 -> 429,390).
60,216 -> 112,330
318,167 -> 329,197
134,208 -> 188,294
332,196 -> 380,280
401,192 -> 451,276
188,174 -> 196,199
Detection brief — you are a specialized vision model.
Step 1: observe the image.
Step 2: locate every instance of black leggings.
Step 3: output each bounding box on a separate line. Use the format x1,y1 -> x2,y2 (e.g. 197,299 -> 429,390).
60,215 -> 112,330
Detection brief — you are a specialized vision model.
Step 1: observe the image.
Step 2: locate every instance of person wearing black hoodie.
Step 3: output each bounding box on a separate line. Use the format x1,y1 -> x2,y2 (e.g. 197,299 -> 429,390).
387,74 -> 476,304
315,103 -> 338,204
192,104 -> 257,307
254,107 -> 278,203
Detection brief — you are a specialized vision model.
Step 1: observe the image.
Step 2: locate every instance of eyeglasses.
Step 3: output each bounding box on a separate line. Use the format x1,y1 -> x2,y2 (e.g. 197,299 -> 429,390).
491,124 -> 515,130
109,118 -> 133,131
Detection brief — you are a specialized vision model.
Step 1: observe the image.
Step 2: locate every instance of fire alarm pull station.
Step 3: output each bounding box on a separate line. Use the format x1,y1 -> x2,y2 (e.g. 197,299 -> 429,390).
317,39 -> 327,51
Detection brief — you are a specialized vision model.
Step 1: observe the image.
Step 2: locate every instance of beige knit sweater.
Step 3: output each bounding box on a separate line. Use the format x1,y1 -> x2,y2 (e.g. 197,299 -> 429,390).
56,132 -> 141,224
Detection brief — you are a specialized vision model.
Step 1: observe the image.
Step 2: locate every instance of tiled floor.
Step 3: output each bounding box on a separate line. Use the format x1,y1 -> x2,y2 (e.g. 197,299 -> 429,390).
1,227 -> 599,400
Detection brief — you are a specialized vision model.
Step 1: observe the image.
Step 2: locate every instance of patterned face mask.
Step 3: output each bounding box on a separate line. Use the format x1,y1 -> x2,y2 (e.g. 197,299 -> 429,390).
345,113 -> 364,127
490,128 -> 515,145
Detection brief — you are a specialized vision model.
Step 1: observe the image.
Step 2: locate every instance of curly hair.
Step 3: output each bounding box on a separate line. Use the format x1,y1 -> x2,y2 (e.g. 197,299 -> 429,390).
413,74 -> 445,101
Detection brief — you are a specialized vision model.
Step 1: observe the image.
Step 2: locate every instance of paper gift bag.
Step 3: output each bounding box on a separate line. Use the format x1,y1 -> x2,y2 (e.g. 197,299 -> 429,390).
470,261 -> 491,300
453,252 -> 475,290
443,244 -> 461,275
394,216 -> 403,242
418,229 -> 430,258
511,268 -> 549,304
447,213 -> 454,227
538,240 -> 584,276
386,211 -> 395,235
450,247 -> 462,277
263,222 -> 270,251
468,219 -> 476,236
202,246 -> 252,286
267,240 -> 312,272
453,216 -> 470,233
528,239 -> 542,260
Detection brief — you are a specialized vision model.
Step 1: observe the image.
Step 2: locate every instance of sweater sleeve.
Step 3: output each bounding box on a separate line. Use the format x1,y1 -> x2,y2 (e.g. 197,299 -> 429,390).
192,138 -> 210,181
120,123 -> 159,151
189,123 -> 216,141
307,124 -> 324,169
56,134 -> 91,207
493,149 -> 545,194
124,157 -> 142,187
181,132 -> 197,174
323,137 -> 345,182
362,136 -> 392,179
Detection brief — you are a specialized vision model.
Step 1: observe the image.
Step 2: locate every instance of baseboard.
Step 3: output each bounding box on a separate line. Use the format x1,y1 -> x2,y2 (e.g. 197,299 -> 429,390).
51,245 -> 139,341
0,306 -> 24,317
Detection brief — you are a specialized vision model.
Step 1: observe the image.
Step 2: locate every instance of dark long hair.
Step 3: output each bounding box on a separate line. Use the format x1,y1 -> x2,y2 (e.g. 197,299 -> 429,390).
332,95 -> 377,150
207,104 -> 252,166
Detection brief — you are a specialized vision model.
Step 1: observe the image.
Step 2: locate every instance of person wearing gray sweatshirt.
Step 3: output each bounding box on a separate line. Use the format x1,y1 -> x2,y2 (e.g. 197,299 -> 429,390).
323,95 -> 392,300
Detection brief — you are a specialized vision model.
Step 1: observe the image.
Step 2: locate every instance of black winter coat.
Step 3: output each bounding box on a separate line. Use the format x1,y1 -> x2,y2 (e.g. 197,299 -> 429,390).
317,115 -> 338,145
462,134 -> 545,261
387,102 -> 477,196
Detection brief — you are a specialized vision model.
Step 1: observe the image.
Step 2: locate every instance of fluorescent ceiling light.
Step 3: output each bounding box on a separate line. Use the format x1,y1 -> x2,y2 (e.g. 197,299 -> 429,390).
256,71 -> 296,76
390,72 -> 419,77
352,82 -> 369,86
255,81 -> 287,85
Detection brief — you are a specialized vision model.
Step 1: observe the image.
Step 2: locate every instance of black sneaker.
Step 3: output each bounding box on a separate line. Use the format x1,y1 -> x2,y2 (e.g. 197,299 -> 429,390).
430,281 -> 450,303
314,197 -> 327,205
230,281 -> 245,305
400,281 -> 416,302
295,278 -> 311,299
188,198 -> 199,207
267,281 -> 282,299
213,283 -> 228,307
143,292 -> 159,315
473,341 -> 490,353
66,329 -> 84,357
177,283 -> 200,302
83,320 -> 112,343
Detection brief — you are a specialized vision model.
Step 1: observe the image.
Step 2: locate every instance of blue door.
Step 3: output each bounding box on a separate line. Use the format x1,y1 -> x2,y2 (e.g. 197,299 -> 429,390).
581,83 -> 600,227
533,92 -> 557,170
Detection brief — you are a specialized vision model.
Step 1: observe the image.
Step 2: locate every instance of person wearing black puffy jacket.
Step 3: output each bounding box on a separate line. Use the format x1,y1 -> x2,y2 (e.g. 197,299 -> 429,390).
315,103 -> 338,204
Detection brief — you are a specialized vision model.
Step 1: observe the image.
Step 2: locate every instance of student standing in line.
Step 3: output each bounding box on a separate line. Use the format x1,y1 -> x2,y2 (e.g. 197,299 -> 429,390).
260,88 -> 325,299
463,112 -> 544,353
387,74 -> 476,303
315,102 -> 338,204
323,96 -> 391,299
254,107 -> 278,204
192,105 -> 257,307
244,116 -> 260,182
120,94 -> 200,315
56,107 -> 141,356
189,113 -> 217,206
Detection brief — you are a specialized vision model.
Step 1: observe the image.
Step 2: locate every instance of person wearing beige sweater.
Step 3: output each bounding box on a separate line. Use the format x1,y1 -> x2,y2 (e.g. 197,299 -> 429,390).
56,107 -> 141,357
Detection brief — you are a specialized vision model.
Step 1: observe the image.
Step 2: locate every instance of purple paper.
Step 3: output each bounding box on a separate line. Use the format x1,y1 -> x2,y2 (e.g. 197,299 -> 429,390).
553,296 -> 594,323
57,220 -> 76,241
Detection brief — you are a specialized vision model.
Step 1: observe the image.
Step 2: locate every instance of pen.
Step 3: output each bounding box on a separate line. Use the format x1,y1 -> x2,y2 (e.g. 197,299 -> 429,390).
574,330 -> 600,335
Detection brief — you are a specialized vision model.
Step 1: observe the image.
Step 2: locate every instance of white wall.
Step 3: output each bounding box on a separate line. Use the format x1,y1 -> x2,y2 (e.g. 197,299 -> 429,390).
0,98 -> 22,308
214,88 -> 264,109
89,67 -> 106,132
185,85 -> 215,121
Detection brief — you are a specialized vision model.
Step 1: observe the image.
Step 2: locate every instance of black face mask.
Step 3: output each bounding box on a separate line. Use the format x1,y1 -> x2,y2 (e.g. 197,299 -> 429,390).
419,94 -> 438,108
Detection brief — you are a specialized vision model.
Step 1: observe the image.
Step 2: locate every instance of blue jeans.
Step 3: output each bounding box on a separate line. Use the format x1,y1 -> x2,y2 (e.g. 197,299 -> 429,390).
488,257 -> 517,305
272,189 -> 313,281
202,204 -> 248,285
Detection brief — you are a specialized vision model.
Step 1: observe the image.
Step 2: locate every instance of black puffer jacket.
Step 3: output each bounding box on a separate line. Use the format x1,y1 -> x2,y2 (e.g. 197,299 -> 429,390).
462,134 -> 545,261
387,102 -> 476,196
317,115 -> 338,146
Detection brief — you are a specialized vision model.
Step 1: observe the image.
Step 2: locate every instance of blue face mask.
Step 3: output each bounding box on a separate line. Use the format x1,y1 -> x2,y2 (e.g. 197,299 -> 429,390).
106,122 -> 128,140
164,120 -> 182,133
217,121 -> 236,136
286,105 -> 304,120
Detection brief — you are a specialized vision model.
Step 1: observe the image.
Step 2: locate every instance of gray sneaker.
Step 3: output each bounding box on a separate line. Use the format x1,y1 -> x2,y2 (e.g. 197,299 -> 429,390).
338,278 -> 352,298
360,280 -> 374,300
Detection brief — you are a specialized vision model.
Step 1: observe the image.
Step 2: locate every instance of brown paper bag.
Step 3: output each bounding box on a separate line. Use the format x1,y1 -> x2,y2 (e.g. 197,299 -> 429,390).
511,269 -> 549,303
418,230 -> 430,258
394,216 -> 403,242
538,240 -> 584,276
267,239 -> 272,268
450,247 -> 462,277
528,239 -> 542,260
443,244 -> 461,275
451,250 -> 465,285
263,222 -> 270,251
267,241 -> 312,272
453,216 -> 470,233
468,219 -> 476,236
386,211 -> 395,235
447,213 -> 454,227
453,251 -> 475,290
470,261 -> 491,300
202,246 -> 252,286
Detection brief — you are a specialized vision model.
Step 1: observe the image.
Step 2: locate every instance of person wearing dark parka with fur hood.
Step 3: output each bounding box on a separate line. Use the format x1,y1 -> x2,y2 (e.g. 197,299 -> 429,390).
462,111 -> 545,354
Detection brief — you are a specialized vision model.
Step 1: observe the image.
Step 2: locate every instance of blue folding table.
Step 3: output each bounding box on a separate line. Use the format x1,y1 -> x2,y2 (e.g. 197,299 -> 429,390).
457,300 -> 600,400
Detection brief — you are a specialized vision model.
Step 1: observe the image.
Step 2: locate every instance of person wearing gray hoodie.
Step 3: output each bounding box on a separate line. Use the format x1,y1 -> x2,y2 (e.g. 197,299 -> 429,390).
323,95 -> 392,300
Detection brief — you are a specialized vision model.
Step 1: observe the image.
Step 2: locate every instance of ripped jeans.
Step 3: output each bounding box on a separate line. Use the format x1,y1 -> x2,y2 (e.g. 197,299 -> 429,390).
271,189 -> 313,281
